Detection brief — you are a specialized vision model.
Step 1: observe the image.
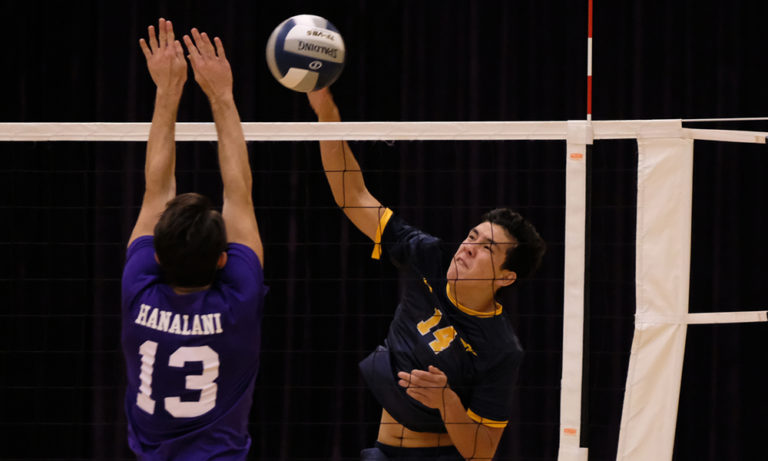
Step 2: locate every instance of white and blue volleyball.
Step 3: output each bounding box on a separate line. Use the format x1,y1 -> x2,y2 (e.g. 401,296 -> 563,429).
266,15 -> 346,92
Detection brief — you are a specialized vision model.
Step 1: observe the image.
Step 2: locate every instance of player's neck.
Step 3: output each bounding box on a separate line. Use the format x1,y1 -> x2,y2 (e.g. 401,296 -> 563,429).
171,284 -> 210,295
447,281 -> 497,313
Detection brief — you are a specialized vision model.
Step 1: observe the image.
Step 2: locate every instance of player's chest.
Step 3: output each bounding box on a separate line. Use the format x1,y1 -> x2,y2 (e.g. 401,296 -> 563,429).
402,292 -> 484,373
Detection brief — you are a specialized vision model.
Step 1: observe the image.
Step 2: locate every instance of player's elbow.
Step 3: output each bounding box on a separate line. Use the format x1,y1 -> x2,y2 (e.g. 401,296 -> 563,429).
222,179 -> 253,201
462,447 -> 497,461
143,184 -> 175,204
454,423 -> 501,461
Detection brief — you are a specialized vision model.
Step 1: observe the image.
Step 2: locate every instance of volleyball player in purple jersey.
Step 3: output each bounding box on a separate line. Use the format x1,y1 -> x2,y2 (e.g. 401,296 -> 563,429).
121,19 -> 266,460
308,88 -> 545,461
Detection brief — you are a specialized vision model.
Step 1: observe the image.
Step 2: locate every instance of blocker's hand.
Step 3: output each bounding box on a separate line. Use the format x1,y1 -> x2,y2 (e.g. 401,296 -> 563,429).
307,87 -> 341,122
398,365 -> 452,410
139,18 -> 187,93
183,28 -> 233,103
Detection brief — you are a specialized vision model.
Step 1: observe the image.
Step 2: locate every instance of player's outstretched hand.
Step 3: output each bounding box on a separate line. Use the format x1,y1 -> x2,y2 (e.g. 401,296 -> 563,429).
139,18 -> 187,94
183,28 -> 234,103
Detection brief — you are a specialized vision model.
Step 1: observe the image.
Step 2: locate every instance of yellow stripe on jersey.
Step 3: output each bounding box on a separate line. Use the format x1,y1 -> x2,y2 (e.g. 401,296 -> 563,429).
371,208 -> 394,260
467,409 -> 508,429
445,283 -> 503,318
422,277 -> 433,292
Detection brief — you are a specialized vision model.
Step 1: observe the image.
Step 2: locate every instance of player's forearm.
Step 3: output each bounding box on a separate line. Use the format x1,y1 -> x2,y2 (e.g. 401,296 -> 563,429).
209,96 -> 252,203
144,89 -> 181,198
319,139 -> 370,208
440,391 -> 499,461
313,95 -> 369,208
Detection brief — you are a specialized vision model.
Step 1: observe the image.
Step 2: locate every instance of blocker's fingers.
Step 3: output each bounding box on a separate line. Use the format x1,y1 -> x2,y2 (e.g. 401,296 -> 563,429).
214,37 -> 226,58
158,18 -> 167,48
198,32 -> 216,56
173,40 -> 184,57
191,28 -> 206,53
166,19 -> 175,44
139,38 -> 151,59
147,25 -> 158,50
183,34 -> 199,56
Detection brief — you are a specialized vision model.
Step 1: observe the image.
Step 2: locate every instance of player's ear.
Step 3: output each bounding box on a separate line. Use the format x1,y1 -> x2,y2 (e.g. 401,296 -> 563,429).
495,270 -> 517,289
216,252 -> 228,269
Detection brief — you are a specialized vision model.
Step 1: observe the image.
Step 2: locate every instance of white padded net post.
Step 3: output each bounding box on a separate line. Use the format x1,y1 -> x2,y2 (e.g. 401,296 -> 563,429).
616,134 -> 694,460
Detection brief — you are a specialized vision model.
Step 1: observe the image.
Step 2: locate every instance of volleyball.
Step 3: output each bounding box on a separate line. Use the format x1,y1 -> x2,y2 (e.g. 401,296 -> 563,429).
266,15 -> 346,93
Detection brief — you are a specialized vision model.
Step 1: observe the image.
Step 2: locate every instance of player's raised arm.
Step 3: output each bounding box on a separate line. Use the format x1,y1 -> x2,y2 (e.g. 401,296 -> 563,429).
128,18 -> 187,247
183,29 -> 264,265
307,88 -> 387,242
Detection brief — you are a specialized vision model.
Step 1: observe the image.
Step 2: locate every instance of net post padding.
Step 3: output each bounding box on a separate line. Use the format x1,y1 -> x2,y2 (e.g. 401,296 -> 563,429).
617,134 -> 693,461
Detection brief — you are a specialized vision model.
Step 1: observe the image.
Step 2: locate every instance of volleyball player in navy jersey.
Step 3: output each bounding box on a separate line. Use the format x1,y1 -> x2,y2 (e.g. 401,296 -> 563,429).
121,19 -> 266,460
308,88 -> 545,460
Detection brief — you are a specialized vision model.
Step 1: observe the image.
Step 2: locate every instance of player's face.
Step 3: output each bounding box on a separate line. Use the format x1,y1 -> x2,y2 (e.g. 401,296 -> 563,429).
446,222 -> 517,292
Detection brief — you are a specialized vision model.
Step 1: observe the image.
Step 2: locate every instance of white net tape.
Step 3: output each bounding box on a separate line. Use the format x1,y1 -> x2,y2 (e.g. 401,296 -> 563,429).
0,121 -> 766,143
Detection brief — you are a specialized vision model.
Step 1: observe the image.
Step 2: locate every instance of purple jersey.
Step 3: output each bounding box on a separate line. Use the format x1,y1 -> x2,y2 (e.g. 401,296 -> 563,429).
121,236 -> 266,460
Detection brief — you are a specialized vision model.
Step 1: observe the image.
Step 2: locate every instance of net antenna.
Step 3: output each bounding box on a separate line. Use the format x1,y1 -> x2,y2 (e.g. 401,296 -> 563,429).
587,0 -> 593,122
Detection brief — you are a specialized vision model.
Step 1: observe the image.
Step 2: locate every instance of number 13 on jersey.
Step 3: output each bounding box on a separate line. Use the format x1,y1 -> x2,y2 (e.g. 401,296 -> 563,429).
137,340 -> 220,418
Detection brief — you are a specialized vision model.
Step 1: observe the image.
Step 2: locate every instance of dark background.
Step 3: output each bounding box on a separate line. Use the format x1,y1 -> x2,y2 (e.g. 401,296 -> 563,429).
1,0 -> 767,460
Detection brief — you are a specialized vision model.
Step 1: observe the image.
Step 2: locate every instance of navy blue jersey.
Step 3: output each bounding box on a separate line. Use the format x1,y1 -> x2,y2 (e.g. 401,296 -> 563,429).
360,210 -> 523,433
121,236 -> 267,460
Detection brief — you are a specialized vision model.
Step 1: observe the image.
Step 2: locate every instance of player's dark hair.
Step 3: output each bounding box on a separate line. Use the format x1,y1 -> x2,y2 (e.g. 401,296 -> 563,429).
154,193 -> 227,287
481,208 -> 546,280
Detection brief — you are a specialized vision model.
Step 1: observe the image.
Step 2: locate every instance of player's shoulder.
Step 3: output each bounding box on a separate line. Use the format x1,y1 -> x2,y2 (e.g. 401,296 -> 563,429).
473,314 -> 521,350
477,325 -> 524,373
122,235 -> 160,284
385,214 -> 441,244
126,235 -> 155,257
227,241 -> 258,257
225,242 -> 263,270
381,213 -> 445,272
216,243 -> 268,301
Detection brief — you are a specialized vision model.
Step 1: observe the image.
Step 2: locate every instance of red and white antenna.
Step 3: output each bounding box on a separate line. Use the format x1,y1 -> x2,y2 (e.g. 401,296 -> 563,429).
587,0 -> 593,121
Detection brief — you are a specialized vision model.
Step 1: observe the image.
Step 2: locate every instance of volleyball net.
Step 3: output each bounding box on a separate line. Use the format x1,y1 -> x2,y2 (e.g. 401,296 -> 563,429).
2,120 -> 767,460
